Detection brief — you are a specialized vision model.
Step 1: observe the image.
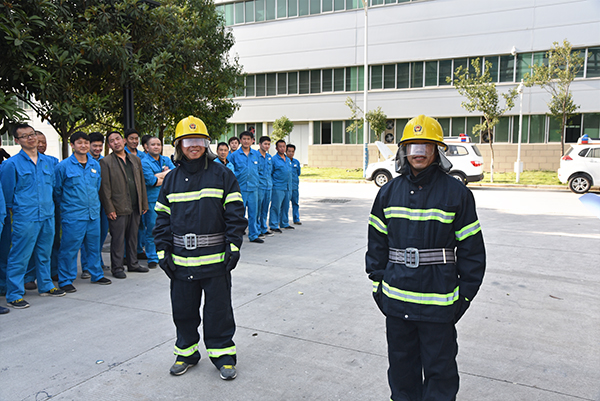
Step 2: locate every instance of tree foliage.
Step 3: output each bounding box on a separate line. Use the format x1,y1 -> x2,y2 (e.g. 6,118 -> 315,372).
271,116 -> 294,142
344,97 -> 388,142
525,39 -> 584,155
448,58 -> 517,182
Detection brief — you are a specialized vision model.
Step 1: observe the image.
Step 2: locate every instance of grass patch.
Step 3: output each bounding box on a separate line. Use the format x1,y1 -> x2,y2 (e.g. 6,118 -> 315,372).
301,167 -> 365,180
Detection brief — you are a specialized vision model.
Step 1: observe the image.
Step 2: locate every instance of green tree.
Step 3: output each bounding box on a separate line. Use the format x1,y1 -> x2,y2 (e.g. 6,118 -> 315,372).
448,58 -> 517,182
271,116 -> 294,142
525,40 -> 584,155
344,97 -> 388,142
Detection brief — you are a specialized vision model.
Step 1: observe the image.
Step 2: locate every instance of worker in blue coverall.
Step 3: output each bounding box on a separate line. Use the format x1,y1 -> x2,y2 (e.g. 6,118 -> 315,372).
269,140 -> 294,232
54,132 -> 112,293
80,132 -> 110,277
1,124 -> 66,309
286,144 -> 302,225
216,142 -> 235,173
0,162 -> 11,299
257,136 -> 274,237
24,131 -> 60,290
0,181 -> 8,314
229,131 -> 263,243
141,136 -> 175,269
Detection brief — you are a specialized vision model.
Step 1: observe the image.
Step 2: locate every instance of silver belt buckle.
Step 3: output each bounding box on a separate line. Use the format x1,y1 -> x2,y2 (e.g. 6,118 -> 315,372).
404,248 -> 419,268
184,233 -> 197,250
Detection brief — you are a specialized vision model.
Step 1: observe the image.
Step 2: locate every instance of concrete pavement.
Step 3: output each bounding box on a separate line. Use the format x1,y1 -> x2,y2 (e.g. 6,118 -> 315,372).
1,182 -> 599,401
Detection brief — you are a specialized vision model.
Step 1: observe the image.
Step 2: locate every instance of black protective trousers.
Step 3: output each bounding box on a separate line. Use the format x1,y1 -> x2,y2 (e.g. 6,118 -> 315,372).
386,316 -> 458,401
170,273 -> 236,368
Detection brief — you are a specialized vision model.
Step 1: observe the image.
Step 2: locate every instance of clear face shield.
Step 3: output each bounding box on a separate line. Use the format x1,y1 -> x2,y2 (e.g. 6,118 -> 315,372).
395,142 -> 453,174
181,137 -> 210,148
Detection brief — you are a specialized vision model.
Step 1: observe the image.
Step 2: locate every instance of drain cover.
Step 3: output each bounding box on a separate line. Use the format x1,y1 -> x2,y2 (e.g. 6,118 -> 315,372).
317,199 -> 351,204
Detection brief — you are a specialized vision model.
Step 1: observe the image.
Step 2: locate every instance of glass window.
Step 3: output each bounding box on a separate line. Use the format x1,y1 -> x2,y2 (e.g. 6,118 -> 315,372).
357,124 -> 364,144
334,68 -> 344,91
516,53 -> 532,82
513,115 -> 528,143
565,114 -> 582,143
529,114 -> 545,143
411,62 -> 423,88
334,0 -> 345,10
452,117 -> 465,137
266,0 -> 276,20
345,121 -> 355,144
494,116 -> 510,142
574,49 -> 585,78
299,0 -> 309,15
583,113 -> 600,137
384,65 -> 395,89
277,0 -> 287,17
245,1 -> 255,22
277,72 -> 287,94
236,76 -> 245,97
288,0 -> 297,16
397,63 -> 409,89
346,67 -> 357,91
313,121 -> 321,144
288,72 -> 298,94
322,122 -> 332,144
484,56 -> 499,82
255,0 -> 265,21
499,55 -> 515,82
532,52 -> 546,67
587,47 -> 600,78
466,117 -> 480,138
385,0 -> 396,3
246,75 -> 255,96
224,3 -> 234,26
548,117 -> 561,142
216,5 -> 224,16
398,0 -> 409,2
235,2 -> 245,23
323,0 -> 333,12
299,70 -> 309,94
439,60 -> 452,86
310,69 -> 321,93
358,66 -> 364,91
254,123 -> 263,137
371,65 -> 382,90
332,121 -> 344,143
346,0 -> 358,10
372,0 -> 384,5
256,74 -> 266,96
454,58 -> 468,77
433,118 -> 449,136
322,69 -> 333,92
425,61 -> 438,86
267,73 -> 276,96
1,132 -> 15,146
396,118 -> 409,137
310,0 -> 320,14
468,57 -> 479,77
236,124 -> 246,135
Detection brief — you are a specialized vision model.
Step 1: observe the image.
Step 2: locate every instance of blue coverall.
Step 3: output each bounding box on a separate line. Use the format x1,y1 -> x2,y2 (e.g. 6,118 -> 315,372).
141,154 -> 175,264
54,154 -> 105,287
269,154 -> 293,230
257,151 -> 273,234
230,148 -> 262,241
1,150 -> 56,302
289,157 -> 301,223
0,163 -> 10,295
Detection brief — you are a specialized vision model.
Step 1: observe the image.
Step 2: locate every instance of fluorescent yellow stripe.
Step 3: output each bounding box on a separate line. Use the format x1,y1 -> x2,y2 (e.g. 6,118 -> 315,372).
372,281 -> 380,293
166,188 -> 224,203
369,214 -> 388,235
157,250 -> 165,259
172,252 -> 226,267
382,281 -> 459,306
230,243 -> 239,252
174,343 -> 199,357
207,346 -> 236,358
455,220 -> 481,241
224,192 -> 243,205
383,207 -> 455,224
155,201 -> 171,215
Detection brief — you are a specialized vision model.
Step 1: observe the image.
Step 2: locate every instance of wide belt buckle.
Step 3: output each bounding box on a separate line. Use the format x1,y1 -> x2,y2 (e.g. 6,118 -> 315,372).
184,233 -> 197,250
404,247 -> 419,268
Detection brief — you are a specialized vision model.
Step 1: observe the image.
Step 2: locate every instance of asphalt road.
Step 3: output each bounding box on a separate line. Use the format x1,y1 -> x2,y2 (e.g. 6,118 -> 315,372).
1,182 -> 599,401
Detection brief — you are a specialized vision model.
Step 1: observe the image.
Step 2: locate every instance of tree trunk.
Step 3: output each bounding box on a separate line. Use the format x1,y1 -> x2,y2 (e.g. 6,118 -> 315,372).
488,129 -> 494,183
560,114 -> 567,156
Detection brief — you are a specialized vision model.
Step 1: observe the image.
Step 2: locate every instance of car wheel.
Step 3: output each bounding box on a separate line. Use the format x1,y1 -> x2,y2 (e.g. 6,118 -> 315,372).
373,170 -> 392,187
568,174 -> 591,194
450,171 -> 467,185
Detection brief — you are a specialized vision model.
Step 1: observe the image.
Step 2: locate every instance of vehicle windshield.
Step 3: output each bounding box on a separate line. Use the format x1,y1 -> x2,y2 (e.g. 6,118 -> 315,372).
471,145 -> 482,157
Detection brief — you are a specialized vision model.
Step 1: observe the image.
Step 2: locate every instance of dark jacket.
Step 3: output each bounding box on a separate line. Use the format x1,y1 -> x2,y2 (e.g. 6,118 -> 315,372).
153,155 -> 247,280
99,152 -> 148,216
366,163 -> 486,323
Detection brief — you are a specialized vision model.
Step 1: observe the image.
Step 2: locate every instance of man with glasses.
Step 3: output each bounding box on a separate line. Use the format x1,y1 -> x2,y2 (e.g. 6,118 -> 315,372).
1,124 -> 66,309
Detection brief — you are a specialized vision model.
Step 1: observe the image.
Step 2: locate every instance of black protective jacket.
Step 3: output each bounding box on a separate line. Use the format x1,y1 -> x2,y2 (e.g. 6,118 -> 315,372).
153,155 -> 247,280
366,163 -> 486,323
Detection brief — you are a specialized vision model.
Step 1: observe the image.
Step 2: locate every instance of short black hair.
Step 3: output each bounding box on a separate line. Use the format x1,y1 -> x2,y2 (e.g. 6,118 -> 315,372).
141,134 -> 153,147
124,128 -> 139,139
89,132 -> 104,144
259,136 -> 271,144
107,131 -> 122,141
248,126 -> 255,131
217,142 -> 229,150
286,144 -> 296,151
239,131 -> 253,139
275,139 -> 286,147
12,123 -> 33,139
228,136 -> 240,145
70,131 -> 90,144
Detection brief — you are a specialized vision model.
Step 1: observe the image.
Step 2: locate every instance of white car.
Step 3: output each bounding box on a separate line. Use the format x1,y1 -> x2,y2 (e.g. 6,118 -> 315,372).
365,138 -> 485,187
558,137 -> 600,194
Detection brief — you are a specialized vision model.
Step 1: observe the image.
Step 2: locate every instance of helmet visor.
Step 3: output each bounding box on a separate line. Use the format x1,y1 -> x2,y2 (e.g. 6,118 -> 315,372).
405,143 -> 435,157
181,137 -> 210,148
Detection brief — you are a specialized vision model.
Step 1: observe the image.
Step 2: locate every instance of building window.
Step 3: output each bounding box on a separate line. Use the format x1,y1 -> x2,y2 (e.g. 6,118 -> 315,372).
587,47 -> 600,78
425,60 -> 438,86
299,70 -> 310,94
322,69 -> 333,92
334,0 -> 345,10
332,121 -> 344,143
267,73 -> 277,96
451,117 -> 465,137
245,1 -> 255,22
246,75 -> 255,96
334,68 -> 345,91
484,56 -> 499,82
383,64 -> 395,89
256,74 -> 266,96
499,55 -> 515,82
513,115 -> 528,143
313,121 -> 321,144
235,2 -> 245,23
371,65 -> 382,89
255,0 -> 265,21
437,118 -> 450,136
310,69 -> 321,93
288,72 -> 298,94
277,72 -> 287,94
299,0 -> 309,15
346,67 -> 357,91
321,121 -> 332,144
411,62 -> 423,88
288,0 -> 298,16
466,117 -> 481,138
322,0 -> 333,12
277,0 -> 287,17
583,113 -> 600,137
309,0 -> 320,14
529,115 -> 545,143
266,0 -> 276,19
516,53 -> 532,82
494,117 -> 510,142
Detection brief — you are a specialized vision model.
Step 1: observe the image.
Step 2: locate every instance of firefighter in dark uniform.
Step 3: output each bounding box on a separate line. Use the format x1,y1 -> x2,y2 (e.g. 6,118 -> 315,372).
153,116 -> 247,379
366,115 -> 486,401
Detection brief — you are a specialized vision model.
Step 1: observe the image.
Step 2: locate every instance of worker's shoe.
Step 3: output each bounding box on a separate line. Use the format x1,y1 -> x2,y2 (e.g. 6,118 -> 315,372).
170,361 -> 196,376
148,262 -> 158,269
7,298 -> 29,309
40,287 -> 66,297
128,266 -> 149,273
283,226 -> 295,230
294,221 -> 302,225
250,238 -> 264,243
80,270 -> 91,279
263,231 -> 275,237
0,306 -> 9,314
113,270 -> 127,279
219,365 -> 237,380
258,234 -> 266,239
272,228 -> 282,233
60,284 -> 77,293
24,281 -> 37,290
92,277 -> 112,285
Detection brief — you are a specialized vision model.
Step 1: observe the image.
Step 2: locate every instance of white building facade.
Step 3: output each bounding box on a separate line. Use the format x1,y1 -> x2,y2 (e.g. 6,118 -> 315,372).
216,0 -> 600,171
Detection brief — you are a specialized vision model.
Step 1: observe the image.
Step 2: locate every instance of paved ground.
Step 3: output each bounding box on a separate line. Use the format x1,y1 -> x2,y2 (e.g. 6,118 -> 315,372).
1,182 -> 599,401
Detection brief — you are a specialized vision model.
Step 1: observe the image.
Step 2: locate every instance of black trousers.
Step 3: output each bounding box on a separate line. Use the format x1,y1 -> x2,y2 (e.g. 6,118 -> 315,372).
107,210 -> 140,273
170,274 -> 236,368
386,316 -> 459,401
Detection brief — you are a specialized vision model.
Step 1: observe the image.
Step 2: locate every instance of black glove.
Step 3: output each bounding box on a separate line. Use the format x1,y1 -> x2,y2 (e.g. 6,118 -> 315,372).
224,243 -> 240,272
454,296 -> 470,323
158,252 -> 176,280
